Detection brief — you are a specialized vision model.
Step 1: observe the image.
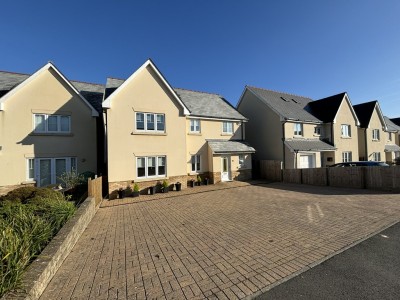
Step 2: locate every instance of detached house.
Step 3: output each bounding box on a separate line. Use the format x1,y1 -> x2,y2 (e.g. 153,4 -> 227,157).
237,87 -> 360,168
0,63 -> 101,192
353,101 -> 400,163
103,59 -> 254,196
384,116 -> 400,162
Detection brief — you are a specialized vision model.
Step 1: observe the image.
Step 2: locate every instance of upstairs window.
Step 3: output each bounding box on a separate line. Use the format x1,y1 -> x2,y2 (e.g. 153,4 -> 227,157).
135,112 -> 165,132
314,126 -> 321,135
294,123 -> 303,136
222,122 -> 233,134
341,125 -> 351,137
34,114 -> 70,133
372,129 -> 380,141
190,119 -> 201,133
388,132 -> 392,141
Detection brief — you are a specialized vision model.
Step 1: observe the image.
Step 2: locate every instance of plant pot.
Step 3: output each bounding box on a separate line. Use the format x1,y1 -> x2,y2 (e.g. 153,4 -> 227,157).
149,186 -> 156,195
190,180 -> 195,188
204,178 -> 209,186
117,190 -> 124,199
161,187 -> 169,193
197,182 -> 201,186
175,183 -> 182,191
133,191 -> 140,197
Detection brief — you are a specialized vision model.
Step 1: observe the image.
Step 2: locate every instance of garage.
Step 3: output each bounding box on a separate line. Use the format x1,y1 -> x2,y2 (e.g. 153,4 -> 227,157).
299,154 -> 315,168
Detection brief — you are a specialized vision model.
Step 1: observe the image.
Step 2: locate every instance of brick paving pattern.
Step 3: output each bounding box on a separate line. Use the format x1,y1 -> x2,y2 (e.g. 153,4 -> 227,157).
40,182 -> 400,299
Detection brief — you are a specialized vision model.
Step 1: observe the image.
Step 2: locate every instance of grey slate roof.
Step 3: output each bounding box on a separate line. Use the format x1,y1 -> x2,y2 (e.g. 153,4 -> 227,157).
0,70 -> 105,114
284,138 -> 336,151
207,139 -> 255,154
307,93 -> 346,122
246,86 -> 321,123
385,144 -> 400,152
104,77 -> 124,99
174,88 -> 247,120
384,116 -> 400,132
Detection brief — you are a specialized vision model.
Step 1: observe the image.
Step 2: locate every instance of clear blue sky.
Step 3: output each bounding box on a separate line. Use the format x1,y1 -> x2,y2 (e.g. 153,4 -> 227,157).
2,0 -> 400,117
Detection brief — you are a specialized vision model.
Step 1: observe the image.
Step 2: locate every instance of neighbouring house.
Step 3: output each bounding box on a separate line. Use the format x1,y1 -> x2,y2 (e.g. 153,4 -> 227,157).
383,116 -> 400,162
237,87 -> 359,169
0,63 -> 102,193
353,101 -> 392,162
102,59 -> 254,197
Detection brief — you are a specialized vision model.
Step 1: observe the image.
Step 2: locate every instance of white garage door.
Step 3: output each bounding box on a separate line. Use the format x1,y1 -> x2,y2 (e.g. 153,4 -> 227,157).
299,154 -> 315,169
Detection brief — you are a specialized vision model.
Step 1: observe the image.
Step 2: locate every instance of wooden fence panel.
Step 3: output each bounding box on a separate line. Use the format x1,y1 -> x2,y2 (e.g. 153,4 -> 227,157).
366,166 -> 400,191
88,176 -> 103,206
283,169 -> 301,184
328,167 -> 364,189
260,160 -> 282,181
302,168 -> 327,186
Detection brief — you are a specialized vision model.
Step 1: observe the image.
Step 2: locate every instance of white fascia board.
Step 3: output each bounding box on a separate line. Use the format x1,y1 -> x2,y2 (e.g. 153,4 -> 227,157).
187,115 -> 247,122
0,62 -> 99,117
374,101 -> 388,131
102,59 -> 190,115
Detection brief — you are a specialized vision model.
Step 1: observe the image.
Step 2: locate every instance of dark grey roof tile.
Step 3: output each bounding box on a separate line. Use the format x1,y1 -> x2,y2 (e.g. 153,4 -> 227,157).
284,138 -> 336,151
207,139 -> 255,154
384,116 -> 400,132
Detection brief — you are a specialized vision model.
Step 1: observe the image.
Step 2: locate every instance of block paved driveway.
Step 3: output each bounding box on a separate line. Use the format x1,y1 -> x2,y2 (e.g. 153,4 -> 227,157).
41,183 -> 400,300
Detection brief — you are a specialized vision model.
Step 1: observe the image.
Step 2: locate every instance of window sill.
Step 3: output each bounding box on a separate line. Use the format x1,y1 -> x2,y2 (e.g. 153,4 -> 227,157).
30,132 -> 73,137
221,133 -> 233,136
22,180 -> 36,185
341,136 -> 352,139
131,131 -> 167,136
372,139 -> 380,142
313,134 -> 321,137
135,176 -> 167,182
292,135 -> 303,138
188,132 -> 202,136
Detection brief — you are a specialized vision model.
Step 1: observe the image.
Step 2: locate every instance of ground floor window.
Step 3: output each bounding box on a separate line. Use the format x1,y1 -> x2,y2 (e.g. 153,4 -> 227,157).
27,157 -> 77,187
372,152 -> 381,161
191,155 -> 201,172
342,151 -> 352,162
137,156 -> 166,178
239,154 -> 246,168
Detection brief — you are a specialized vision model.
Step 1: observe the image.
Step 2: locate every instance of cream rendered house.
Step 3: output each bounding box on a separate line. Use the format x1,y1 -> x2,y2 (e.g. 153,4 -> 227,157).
383,116 -> 400,162
0,63 -> 100,192
103,60 -> 254,196
353,101 -> 400,163
237,87 -> 360,169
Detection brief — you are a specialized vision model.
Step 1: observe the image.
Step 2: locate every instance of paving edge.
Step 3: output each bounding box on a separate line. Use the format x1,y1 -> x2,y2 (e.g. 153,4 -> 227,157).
247,219 -> 400,300
3,196 -> 100,300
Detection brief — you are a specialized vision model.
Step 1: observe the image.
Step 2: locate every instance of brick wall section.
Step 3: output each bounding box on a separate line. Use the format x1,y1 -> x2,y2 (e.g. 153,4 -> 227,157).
232,169 -> 252,181
0,183 -> 35,196
5,196 -> 99,300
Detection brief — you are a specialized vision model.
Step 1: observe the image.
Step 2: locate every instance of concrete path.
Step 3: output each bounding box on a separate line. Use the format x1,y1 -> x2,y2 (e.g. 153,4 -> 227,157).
40,182 -> 400,299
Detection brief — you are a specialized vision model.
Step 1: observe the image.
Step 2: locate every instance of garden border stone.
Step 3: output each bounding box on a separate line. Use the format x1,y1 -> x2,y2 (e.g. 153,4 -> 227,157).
3,196 -> 100,300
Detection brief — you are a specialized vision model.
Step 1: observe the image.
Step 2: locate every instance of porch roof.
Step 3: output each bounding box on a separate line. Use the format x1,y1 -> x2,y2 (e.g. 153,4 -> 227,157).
207,140 -> 255,154
385,144 -> 400,152
285,138 -> 336,152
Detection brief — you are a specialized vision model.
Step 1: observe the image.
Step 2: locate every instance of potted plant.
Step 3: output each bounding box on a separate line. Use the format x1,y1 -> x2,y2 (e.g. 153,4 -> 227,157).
175,182 -> 182,191
133,183 -> 140,197
149,186 -> 156,195
125,185 -> 133,197
197,175 -> 202,186
204,177 -> 209,185
189,178 -> 195,188
117,188 -> 124,199
161,180 -> 169,193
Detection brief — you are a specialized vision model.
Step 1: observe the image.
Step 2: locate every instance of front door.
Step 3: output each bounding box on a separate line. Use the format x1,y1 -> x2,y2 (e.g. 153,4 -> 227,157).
221,156 -> 230,181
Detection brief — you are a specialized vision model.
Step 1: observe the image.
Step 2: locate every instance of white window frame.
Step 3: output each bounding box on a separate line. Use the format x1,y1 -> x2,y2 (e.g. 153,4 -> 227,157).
190,119 -> 201,133
372,129 -> 380,141
191,155 -> 201,172
136,156 -> 166,178
341,124 -> 351,137
372,152 -> 381,161
222,122 -> 233,134
342,151 -> 352,162
135,112 -> 165,132
388,132 -> 392,141
27,157 -> 77,186
294,123 -> 303,136
239,154 -> 246,168
33,114 -> 71,133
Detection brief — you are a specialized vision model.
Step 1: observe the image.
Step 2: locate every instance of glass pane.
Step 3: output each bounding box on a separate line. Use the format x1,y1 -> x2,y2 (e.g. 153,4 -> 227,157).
196,155 -> 200,171
147,114 -> 155,130
223,122 -> 227,132
156,114 -> 165,131
71,158 -> 77,172
48,116 -> 58,131
137,157 -> 145,177
158,157 -> 166,175
35,115 -> 45,132
60,116 -> 70,132
55,159 -> 67,184
148,157 -> 156,176
223,158 -> 228,172
39,159 -> 52,186
28,159 -> 35,179
136,113 -> 144,130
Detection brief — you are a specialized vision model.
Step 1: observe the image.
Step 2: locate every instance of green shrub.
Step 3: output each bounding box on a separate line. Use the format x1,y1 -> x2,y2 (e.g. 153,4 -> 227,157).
0,186 -> 64,204
0,191 -> 76,297
133,183 -> 140,192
